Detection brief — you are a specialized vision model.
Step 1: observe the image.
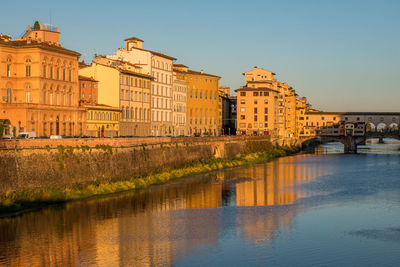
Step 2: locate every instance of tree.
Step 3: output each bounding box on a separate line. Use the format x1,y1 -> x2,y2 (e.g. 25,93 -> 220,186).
33,21 -> 40,30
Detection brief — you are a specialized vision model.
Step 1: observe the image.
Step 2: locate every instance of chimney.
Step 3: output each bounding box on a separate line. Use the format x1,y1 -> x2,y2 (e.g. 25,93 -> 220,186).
40,24 -> 44,30
201,69 -> 204,74
27,25 -> 30,31
57,27 -> 60,32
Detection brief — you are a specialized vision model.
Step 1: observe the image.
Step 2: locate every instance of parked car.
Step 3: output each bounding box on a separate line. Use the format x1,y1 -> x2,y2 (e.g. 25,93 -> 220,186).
18,131 -> 36,139
1,136 -> 16,140
50,135 -> 63,139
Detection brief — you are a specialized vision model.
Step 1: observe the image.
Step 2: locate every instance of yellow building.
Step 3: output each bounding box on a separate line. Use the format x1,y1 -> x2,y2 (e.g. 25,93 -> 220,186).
173,64 -> 220,136
85,104 -> 120,137
0,22 -> 85,137
79,56 -> 152,136
236,67 -> 279,136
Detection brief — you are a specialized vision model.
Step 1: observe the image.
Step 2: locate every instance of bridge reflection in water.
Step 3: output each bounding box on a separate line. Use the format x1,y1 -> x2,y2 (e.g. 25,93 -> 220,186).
0,155 -> 334,267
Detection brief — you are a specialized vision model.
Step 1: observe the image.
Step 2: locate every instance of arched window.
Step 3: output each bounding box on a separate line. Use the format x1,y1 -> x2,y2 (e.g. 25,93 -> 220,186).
25,84 -> 31,103
25,58 -> 31,77
6,57 -> 11,77
49,60 -> 53,79
42,59 -> 47,78
43,85 -> 46,104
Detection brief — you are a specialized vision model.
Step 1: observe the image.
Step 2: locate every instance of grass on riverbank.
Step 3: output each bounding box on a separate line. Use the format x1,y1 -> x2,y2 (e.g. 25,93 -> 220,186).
0,144 -> 300,215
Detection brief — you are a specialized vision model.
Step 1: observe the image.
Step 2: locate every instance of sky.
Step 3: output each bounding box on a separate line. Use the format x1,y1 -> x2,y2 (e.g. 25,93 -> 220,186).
1,0 -> 399,112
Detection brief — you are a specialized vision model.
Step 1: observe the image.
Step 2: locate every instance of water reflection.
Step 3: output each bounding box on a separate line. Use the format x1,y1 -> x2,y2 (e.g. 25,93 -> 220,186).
0,154 -> 353,266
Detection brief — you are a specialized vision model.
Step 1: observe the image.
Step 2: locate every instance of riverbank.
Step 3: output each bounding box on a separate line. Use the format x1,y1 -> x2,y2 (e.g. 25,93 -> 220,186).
0,144 -> 300,215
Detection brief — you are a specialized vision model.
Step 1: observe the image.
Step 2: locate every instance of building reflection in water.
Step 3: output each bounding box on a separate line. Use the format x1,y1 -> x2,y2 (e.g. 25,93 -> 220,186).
0,155 -> 332,266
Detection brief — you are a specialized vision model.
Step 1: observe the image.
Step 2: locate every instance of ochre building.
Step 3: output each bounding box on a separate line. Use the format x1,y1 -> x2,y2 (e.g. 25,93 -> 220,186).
0,23 -> 85,137
173,64 -> 220,136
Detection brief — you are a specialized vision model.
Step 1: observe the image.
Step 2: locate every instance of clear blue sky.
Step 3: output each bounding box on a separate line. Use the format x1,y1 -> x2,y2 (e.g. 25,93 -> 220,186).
1,0 -> 399,111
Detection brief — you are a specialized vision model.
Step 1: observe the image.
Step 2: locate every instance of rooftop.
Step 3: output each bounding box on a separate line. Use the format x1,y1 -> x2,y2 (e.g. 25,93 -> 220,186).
124,37 -> 144,42
0,39 -> 80,57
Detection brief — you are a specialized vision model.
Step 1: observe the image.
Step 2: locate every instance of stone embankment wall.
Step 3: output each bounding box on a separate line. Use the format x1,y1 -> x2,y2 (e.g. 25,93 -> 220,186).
0,136 -> 276,194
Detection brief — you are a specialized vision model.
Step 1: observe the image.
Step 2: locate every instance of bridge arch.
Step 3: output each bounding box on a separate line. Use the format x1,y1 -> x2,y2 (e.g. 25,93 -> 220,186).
366,122 -> 376,132
376,123 -> 387,132
389,123 -> 398,131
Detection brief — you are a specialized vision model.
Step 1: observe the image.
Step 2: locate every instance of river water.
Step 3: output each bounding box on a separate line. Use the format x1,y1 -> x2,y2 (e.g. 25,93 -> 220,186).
1,140 -> 400,266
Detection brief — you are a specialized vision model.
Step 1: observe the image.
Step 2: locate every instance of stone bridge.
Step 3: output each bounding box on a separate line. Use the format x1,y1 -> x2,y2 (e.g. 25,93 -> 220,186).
301,112 -> 400,153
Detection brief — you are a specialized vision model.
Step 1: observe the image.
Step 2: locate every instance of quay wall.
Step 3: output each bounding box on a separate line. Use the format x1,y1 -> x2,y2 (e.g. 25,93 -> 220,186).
0,136 -> 282,194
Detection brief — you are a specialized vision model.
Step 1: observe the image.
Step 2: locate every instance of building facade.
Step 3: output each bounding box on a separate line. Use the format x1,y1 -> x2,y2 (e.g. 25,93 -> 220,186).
236,67 -> 279,136
85,104 -> 120,137
79,56 -> 152,136
0,23 -> 85,137
172,72 -> 187,136
107,37 -> 176,136
79,75 -> 98,106
173,64 -> 220,136
219,86 -> 237,136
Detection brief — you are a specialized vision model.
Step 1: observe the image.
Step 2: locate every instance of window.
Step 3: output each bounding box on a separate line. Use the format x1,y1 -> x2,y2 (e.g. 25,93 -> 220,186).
7,64 -> 11,77
43,91 -> 46,104
264,123 -> 268,127
254,108 -> 258,114
43,65 -> 46,78
254,115 -> 258,122
240,100 -> 245,104
264,115 -> 268,121
264,108 -> 268,113
6,88 -> 12,103
23,91 -> 30,103
240,115 -> 245,120
240,92 -> 246,96
264,92 -> 269,96
253,92 -> 259,96
254,100 -> 258,104
240,107 -> 245,112
26,65 -> 31,77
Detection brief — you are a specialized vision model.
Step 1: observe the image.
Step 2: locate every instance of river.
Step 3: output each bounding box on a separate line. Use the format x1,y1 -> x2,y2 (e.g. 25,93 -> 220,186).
1,140 -> 400,266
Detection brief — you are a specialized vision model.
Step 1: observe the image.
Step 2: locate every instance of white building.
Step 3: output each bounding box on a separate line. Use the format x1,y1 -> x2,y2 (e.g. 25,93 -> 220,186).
172,72 -> 187,136
107,37 -> 176,136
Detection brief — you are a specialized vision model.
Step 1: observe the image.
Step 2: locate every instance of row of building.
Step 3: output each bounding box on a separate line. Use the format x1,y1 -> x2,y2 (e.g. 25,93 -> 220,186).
0,21 -> 341,139
0,22 -> 225,137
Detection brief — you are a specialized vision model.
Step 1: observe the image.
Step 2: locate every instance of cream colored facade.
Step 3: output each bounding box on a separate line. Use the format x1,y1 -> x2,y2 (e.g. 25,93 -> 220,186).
85,104 -> 120,137
0,23 -> 85,137
79,56 -> 152,136
173,64 -> 220,136
172,72 -> 187,136
107,37 -> 175,136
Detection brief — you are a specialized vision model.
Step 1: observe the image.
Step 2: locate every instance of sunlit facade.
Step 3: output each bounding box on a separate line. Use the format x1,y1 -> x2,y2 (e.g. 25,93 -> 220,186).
0,23 -> 85,137
173,64 -> 221,136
